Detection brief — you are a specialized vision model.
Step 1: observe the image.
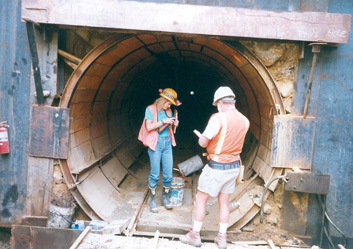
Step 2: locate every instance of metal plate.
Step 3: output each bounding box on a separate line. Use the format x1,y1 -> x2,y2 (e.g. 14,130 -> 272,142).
29,106 -> 70,159
284,172 -> 330,195
12,225 -> 82,249
271,115 -> 316,169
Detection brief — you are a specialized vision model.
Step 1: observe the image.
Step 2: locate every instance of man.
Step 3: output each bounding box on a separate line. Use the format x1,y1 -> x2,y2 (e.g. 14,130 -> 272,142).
179,86 -> 250,249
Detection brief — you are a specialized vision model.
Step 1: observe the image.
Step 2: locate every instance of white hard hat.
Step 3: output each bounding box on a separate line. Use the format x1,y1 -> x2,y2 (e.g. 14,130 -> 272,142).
213,86 -> 235,106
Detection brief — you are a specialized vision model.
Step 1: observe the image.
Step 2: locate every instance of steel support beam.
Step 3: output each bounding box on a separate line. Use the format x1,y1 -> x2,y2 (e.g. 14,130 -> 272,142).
26,21 -> 45,105
22,0 -> 351,44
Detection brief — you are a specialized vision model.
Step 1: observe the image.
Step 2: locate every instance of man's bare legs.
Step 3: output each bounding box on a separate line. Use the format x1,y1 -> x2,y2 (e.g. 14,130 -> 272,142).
194,190 -> 210,223
215,192 -> 230,249
218,192 -> 230,224
179,190 -> 209,247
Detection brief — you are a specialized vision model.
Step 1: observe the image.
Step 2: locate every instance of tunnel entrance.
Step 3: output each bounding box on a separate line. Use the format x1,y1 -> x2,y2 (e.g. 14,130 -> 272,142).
59,34 -> 284,229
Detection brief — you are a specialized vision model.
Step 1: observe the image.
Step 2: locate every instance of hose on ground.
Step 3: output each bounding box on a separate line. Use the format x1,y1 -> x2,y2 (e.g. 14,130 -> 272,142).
260,175 -> 287,223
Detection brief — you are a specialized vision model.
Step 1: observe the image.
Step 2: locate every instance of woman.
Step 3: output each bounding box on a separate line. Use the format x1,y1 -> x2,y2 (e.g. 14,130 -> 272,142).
138,88 -> 181,213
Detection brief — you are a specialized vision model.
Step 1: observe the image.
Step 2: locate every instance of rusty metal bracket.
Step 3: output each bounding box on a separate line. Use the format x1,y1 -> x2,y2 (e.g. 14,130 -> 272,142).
26,21 -> 45,105
284,172 -> 330,195
303,43 -> 327,118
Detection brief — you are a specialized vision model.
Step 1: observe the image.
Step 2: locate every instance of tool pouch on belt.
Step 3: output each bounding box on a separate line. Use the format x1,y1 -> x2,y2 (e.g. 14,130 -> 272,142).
236,164 -> 245,184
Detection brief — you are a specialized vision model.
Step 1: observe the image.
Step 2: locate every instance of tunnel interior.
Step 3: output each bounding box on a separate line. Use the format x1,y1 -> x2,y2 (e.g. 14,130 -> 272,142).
59,33 -> 284,222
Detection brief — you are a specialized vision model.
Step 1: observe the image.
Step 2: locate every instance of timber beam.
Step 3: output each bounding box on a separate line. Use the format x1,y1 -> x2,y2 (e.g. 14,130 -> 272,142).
58,49 -> 82,70
21,0 -> 351,44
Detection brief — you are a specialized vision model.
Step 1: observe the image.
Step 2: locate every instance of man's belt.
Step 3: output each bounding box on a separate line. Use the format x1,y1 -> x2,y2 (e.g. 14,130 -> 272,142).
208,160 -> 240,170
202,152 -> 239,160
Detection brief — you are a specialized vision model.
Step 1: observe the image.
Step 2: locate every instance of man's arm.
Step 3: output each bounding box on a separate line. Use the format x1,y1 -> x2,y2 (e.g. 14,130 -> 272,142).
198,115 -> 221,148
198,136 -> 209,148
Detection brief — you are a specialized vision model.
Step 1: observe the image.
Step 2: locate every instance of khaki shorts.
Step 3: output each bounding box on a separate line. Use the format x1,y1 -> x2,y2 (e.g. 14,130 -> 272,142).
197,164 -> 239,197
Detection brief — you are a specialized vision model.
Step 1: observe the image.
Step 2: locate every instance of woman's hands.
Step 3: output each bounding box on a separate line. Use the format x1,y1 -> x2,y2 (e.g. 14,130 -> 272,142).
163,117 -> 176,125
164,117 -> 179,127
146,116 -> 178,132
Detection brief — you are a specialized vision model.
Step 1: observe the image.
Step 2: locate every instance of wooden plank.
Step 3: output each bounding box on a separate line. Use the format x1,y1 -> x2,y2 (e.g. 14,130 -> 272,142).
29,106 -> 70,159
151,230 -> 160,249
58,49 -> 82,65
21,0 -> 351,44
231,205 -> 260,230
59,160 -> 101,220
253,156 -> 274,185
69,226 -> 91,249
99,156 -> 129,188
21,216 -> 48,227
25,157 -> 53,217
126,187 -> 149,236
267,239 -> 276,249
76,167 -> 124,221
228,190 -> 258,227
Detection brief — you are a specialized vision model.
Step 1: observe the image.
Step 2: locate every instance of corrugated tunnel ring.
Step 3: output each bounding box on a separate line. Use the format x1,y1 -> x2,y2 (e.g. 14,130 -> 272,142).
59,34 -> 284,222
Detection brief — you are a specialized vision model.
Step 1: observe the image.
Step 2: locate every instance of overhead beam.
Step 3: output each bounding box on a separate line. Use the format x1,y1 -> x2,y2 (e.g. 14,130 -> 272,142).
21,0 -> 351,44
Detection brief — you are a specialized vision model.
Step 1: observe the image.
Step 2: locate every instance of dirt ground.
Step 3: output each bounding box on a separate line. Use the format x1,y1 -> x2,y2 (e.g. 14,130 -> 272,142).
73,149 -> 310,249
41,144 -> 314,249
74,162 -> 310,249
76,230 -> 310,249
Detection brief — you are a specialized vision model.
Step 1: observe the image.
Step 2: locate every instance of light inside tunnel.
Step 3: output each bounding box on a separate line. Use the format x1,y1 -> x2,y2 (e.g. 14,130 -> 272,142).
59,33 -> 283,221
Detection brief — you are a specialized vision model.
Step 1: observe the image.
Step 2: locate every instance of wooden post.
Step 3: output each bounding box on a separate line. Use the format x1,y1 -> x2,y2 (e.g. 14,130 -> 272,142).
151,230 -> 160,249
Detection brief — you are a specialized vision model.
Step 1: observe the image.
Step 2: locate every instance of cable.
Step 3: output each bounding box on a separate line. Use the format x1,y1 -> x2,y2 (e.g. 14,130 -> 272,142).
323,222 -> 336,249
316,194 -> 347,248
325,211 -> 348,247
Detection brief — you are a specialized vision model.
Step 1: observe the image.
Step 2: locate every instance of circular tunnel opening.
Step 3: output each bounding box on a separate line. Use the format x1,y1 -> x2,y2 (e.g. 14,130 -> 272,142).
59,34 -> 284,224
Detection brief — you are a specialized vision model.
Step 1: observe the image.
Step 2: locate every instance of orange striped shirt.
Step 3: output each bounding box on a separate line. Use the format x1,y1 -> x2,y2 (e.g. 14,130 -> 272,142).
206,109 -> 249,163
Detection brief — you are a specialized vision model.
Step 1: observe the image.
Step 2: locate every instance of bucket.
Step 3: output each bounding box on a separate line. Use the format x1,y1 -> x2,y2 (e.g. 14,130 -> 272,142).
47,200 -> 76,228
177,155 -> 204,176
168,177 -> 185,207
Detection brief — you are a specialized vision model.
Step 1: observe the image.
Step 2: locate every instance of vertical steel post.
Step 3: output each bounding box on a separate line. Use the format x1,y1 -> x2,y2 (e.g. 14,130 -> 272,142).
303,43 -> 326,119
26,21 -> 45,105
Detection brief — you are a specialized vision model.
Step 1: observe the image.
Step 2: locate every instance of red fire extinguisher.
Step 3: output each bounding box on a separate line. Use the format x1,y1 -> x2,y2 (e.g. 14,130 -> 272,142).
0,121 -> 9,154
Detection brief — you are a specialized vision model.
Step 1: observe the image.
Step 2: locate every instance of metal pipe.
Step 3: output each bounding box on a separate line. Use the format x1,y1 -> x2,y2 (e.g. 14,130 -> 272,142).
303,52 -> 318,119
303,43 -> 326,118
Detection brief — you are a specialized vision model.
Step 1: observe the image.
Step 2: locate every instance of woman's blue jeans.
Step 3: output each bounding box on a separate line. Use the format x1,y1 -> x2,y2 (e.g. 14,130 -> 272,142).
148,136 -> 173,189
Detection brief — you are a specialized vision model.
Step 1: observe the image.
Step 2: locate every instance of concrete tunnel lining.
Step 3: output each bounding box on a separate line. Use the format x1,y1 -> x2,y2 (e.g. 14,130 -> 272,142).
59,34 -> 284,222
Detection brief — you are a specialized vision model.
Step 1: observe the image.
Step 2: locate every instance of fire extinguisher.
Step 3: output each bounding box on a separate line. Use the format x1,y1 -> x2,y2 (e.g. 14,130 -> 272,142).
0,121 -> 9,154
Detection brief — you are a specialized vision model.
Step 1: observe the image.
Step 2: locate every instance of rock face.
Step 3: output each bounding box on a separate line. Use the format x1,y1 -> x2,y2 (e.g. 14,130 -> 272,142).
241,41 -> 299,114
251,43 -> 287,67
52,162 -> 72,204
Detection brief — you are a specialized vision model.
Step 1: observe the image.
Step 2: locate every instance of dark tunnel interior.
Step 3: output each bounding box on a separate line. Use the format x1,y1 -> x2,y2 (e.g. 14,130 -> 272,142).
128,59 -> 244,155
